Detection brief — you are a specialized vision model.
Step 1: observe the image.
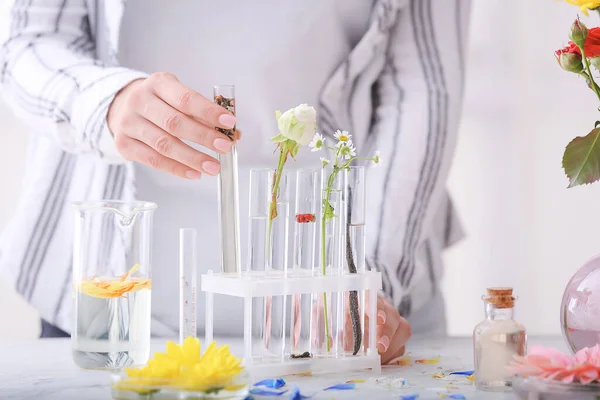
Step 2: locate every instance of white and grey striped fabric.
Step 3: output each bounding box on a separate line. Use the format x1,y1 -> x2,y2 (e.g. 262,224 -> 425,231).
0,0 -> 469,333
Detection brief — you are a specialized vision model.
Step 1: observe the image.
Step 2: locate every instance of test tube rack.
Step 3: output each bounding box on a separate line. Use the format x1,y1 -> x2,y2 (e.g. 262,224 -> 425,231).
201,269 -> 382,379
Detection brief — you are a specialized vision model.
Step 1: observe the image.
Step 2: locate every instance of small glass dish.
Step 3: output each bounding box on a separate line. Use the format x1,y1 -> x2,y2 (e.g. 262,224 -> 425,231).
513,376 -> 600,399
110,371 -> 249,399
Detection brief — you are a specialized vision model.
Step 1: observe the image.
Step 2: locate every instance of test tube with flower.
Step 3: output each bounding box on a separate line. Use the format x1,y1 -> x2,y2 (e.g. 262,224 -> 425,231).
265,169 -> 290,360
308,130 -> 381,357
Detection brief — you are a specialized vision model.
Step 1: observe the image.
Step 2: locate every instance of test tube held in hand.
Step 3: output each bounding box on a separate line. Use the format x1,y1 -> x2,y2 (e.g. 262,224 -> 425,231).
214,85 -> 241,274
179,228 -> 198,344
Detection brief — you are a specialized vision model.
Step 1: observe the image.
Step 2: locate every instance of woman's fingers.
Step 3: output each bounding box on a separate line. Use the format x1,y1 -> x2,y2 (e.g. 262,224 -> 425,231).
387,346 -> 407,365
365,292 -> 386,323
146,72 -> 236,129
376,310 -> 400,354
109,73 -> 241,179
364,295 -> 412,364
128,116 -> 221,176
118,137 -> 202,180
136,93 -> 234,155
363,294 -> 389,349
380,318 -> 411,364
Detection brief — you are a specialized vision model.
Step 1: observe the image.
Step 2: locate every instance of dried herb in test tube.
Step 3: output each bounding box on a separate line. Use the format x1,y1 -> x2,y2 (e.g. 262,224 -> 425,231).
346,187 -> 362,355
214,95 -> 236,141
290,352 -> 311,359
214,85 -> 241,275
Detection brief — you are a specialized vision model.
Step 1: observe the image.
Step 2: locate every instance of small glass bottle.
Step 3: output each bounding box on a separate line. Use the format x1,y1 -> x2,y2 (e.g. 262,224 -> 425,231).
473,287 -> 527,391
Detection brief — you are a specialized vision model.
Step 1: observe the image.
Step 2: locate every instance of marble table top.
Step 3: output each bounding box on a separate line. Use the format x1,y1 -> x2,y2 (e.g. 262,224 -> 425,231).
0,336 -> 566,400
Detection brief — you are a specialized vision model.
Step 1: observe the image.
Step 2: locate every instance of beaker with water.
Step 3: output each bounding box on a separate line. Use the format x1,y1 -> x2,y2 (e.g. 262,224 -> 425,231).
71,200 -> 156,370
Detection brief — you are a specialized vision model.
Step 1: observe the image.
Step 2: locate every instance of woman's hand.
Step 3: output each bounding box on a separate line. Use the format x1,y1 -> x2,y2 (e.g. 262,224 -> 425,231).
365,293 -> 412,364
107,72 -> 238,179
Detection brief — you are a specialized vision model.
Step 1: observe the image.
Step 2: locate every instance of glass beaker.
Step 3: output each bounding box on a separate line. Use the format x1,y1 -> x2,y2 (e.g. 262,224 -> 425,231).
71,200 -> 156,370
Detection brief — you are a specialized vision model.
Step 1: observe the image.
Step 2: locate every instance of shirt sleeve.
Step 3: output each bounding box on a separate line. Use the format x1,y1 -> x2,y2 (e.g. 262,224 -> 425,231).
365,0 -> 471,311
0,0 -> 148,163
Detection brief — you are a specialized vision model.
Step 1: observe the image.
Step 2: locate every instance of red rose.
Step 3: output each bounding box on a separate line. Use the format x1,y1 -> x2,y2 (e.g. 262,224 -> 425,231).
585,27 -> 600,57
557,28 -> 600,59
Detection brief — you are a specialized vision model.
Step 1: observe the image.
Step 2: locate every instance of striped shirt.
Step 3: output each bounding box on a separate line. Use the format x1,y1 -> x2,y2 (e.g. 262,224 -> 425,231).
0,0 -> 470,334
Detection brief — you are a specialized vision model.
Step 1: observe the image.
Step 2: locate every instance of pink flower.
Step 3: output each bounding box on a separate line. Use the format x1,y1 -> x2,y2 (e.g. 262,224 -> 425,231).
510,344 -> 600,384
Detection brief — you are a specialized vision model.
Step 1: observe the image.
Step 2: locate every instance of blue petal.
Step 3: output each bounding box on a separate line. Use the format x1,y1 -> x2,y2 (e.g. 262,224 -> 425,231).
448,395 -> 467,399
244,397 -> 255,400
449,370 -> 475,376
400,395 -> 419,400
323,383 -> 356,391
254,378 -> 287,389
288,384 -> 312,400
249,388 -> 288,396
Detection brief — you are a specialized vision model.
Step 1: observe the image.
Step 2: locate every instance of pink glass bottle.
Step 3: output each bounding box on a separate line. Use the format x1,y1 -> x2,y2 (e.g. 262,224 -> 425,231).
473,287 -> 527,391
561,254 -> 600,353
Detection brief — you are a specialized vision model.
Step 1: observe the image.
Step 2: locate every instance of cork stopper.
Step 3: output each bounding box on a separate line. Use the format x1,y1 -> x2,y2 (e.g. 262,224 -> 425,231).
484,287 -> 515,308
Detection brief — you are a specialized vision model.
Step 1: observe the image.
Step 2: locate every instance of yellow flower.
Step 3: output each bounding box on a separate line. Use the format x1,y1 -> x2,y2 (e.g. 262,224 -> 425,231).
117,337 -> 245,394
564,0 -> 600,15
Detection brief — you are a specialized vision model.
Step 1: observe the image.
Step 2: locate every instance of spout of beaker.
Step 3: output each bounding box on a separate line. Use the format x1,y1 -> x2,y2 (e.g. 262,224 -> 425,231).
72,200 -> 157,224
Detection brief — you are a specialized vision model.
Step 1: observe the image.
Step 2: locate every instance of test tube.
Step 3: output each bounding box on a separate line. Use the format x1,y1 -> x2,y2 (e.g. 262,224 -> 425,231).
290,169 -> 318,357
179,228 -> 198,344
342,166 -> 366,355
315,166 -> 345,357
247,169 -> 270,361
265,169 -> 290,360
214,85 -> 241,274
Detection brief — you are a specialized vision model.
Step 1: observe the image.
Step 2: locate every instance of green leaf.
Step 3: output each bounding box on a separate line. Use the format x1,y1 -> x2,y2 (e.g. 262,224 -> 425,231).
322,199 -> 336,223
563,127 -> 600,187
292,144 -> 300,158
270,133 -> 286,143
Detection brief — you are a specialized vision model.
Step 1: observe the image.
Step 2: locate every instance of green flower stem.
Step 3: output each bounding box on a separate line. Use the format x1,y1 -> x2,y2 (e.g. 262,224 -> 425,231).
320,146 -> 344,353
318,145 -> 376,353
266,147 -> 288,265
581,49 -> 600,102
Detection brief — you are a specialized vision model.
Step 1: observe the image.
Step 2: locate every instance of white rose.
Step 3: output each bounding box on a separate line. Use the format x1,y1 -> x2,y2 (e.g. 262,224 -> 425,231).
276,104 -> 317,146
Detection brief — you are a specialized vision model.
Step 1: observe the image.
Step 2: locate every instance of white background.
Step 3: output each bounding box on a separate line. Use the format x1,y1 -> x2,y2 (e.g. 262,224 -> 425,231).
2,0 -> 600,339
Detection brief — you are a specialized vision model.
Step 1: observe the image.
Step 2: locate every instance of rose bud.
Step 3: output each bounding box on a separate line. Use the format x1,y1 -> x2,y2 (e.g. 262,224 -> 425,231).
570,18 -> 589,47
561,52 -> 584,72
555,43 -> 584,73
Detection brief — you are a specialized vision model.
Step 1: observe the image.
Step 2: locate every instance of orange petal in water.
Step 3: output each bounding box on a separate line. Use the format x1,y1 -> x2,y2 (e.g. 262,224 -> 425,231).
77,265 -> 150,298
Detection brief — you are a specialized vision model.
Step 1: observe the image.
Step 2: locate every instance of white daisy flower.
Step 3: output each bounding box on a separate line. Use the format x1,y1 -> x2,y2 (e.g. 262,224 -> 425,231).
334,130 -> 352,144
309,133 -> 325,152
335,138 -> 354,149
320,157 -> 330,167
339,143 -> 357,160
372,151 -> 382,167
